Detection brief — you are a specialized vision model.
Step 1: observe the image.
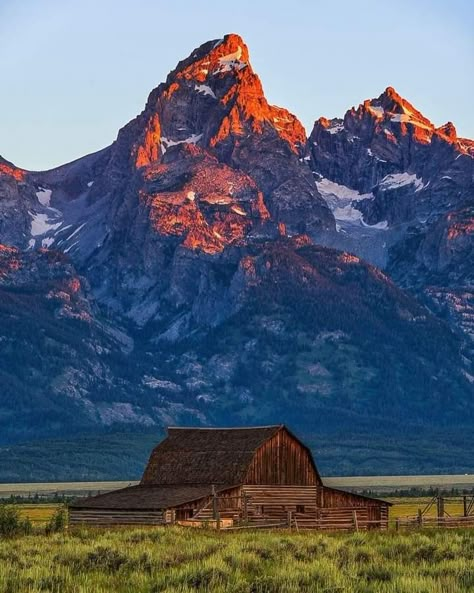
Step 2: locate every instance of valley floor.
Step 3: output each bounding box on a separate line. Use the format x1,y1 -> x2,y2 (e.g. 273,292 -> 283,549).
1,526 -> 473,592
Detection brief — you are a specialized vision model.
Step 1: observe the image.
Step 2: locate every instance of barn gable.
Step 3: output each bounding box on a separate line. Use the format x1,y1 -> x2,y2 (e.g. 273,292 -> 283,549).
244,426 -> 321,485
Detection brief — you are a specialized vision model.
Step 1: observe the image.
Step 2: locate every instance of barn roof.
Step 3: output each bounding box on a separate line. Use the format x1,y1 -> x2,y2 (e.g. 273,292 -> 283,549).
141,425 -> 283,486
70,484 -> 234,511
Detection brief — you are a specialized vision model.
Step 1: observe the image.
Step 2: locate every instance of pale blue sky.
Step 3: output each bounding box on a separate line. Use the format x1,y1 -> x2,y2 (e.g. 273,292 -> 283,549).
1,0 -> 472,170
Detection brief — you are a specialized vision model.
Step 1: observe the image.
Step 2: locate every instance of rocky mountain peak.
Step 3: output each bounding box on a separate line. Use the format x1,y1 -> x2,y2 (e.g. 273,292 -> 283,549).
133,33 -> 307,171
356,87 -> 434,139
436,121 -> 458,142
166,33 -> 250,84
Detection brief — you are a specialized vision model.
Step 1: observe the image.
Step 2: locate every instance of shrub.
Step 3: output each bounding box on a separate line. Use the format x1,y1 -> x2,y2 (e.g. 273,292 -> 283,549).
0,504 -> 32,537
45,507 -> 67,534
83,546 -> 128,573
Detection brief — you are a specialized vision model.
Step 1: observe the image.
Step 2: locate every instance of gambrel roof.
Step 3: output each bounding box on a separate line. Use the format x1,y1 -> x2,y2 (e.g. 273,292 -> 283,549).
141,425 -> 284,486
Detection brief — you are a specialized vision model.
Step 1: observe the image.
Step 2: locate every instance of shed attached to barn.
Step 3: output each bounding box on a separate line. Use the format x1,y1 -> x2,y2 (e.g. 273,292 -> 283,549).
69,425 -> 390,530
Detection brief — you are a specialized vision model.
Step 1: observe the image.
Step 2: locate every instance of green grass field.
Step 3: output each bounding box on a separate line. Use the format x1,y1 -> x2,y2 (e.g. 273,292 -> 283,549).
1,526 -> 474,592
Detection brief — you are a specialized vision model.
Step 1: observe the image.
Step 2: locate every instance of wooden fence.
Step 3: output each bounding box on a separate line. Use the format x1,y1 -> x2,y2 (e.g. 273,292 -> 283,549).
396,515 -> 474,529
394,494 -> 474,531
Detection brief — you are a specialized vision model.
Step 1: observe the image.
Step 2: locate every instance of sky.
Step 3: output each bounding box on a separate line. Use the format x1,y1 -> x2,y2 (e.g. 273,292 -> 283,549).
1,0 -> 473,170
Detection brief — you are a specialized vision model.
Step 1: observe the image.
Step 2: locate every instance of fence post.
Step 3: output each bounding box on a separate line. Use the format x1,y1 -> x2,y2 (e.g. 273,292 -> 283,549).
287,510 -> 292,530
417,508 -> 423,528
463,496 -> 468,517
212,485 -> 220,530
243,494 -> 248,523
437,496 -> 444,526
352,510 -> 359,532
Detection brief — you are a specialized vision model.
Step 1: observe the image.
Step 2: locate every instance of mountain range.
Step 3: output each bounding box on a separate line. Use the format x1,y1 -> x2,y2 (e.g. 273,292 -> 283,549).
1,34 -> 473,477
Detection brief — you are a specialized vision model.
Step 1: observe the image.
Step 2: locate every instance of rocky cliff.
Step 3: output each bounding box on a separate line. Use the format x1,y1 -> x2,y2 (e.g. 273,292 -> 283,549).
309,87 -> 474,348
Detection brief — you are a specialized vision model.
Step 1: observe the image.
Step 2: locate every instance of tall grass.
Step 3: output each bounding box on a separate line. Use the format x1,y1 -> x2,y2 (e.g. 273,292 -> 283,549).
0,527 -> 473,592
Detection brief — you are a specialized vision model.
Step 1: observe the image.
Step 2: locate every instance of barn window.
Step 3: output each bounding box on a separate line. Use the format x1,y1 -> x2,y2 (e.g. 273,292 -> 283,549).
296,505 -> 305,514
176,509 -> 192,520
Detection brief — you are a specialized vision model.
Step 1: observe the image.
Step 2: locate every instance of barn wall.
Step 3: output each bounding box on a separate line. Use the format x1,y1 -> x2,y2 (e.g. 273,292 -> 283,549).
173,487 -> 242,521
318,486 -> 388,508
245,429 -> 320,485
242,485 -> 319,528
69,509 -> 170,526
317,487 -> 390,530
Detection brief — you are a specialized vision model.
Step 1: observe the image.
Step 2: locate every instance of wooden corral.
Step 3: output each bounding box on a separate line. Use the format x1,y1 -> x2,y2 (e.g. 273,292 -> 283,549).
69,425 -> 390,530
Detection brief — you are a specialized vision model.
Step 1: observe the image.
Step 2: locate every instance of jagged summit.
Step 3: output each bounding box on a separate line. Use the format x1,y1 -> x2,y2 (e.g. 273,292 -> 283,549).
103,32 -> 334,245
135,32 -> 307,170
312,86 -> 471,154
365,86 -> 432,126
163,33 -> 251,85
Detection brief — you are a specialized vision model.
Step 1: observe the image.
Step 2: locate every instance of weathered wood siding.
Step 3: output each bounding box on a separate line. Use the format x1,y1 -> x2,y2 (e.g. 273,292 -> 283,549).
242,485 -> 319,527
244,428 -> 321,485
179,487 -> 242,521
315,487 -> 389,530
69,509 -> 171,526
318,486 -> 388,509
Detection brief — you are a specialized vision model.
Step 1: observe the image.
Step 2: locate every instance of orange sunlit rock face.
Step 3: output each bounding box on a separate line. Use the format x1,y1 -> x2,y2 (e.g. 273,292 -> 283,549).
455,137 -> 474,156
0,244 -> 21,277
133,33 -> 306,162
0,162 -> 25,181
342,86 -> 468,149
134,114 -> 162,168
177,33 -> 251,82
446,216 -> 474,241
436,122 -> 457,142
139,152 -> 272,254
67,277 -> 82,293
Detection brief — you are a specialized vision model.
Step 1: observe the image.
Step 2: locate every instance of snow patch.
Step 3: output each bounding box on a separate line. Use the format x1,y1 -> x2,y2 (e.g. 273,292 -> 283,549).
187,191 -> 196,201
87,181 -> 94,187
316,177 -> 389,231
161,133 -> 203,154
41,237 -> 54,248
391,114 -> 432,131
316,178 -> 387,230
363,219 -> 388,230
317,178 -> 370,203
379,173 -> 424,192
214,46 -> 247,73
36,188 -> 52,206
326,122 -> 344,134
65,223 -> 86,242
367,148 -> 387,163
194,84 -> 216,99
64,241 -> 79,254
29,212 -> 62,236
368,105 -> 384,118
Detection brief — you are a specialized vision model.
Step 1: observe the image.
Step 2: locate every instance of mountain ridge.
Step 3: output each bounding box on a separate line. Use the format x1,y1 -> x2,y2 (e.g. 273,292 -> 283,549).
0,33 -> 472,474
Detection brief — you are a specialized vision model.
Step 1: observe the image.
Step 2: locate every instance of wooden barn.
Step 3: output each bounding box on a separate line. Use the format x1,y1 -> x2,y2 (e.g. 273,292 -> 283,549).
69,425 -> 390,530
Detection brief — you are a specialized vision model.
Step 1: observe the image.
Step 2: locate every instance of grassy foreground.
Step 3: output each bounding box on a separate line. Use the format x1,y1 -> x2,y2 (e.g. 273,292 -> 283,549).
1,527 -> 474,593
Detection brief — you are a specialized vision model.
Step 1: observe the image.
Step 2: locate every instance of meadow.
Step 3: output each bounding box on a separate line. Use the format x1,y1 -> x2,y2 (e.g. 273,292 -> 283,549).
1,525 -> 474,593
